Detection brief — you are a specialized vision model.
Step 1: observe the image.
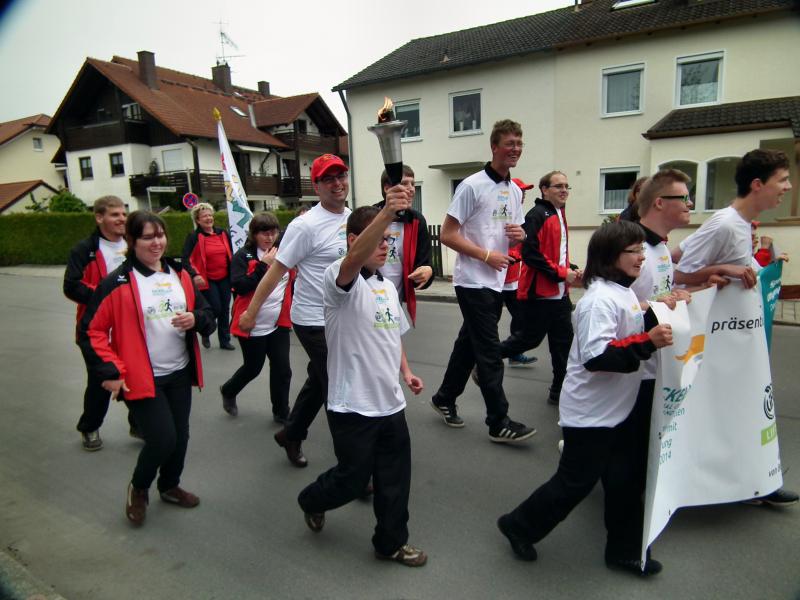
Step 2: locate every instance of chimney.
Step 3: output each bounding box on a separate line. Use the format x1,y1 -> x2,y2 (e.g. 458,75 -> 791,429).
258,81 -> 271,96
137,50 -> 159,90
212,63 -> 232,94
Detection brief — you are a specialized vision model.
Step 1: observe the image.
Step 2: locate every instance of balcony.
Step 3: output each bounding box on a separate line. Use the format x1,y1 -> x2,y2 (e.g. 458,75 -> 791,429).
63,120 -> 149,151
279,176 -> 316,198
273,132 -> 339,154
130,170 -> 293,198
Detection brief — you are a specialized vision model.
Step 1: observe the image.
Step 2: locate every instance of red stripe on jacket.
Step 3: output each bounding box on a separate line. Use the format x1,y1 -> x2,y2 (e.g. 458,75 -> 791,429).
229,257 -> 294,338
183,228 -> 232,290
517,200 -> 570,301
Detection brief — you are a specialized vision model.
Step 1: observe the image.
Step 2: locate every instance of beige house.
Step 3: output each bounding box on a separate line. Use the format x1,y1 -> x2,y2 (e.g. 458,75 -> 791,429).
335,0 -> 800,284
0,114 -> 65,192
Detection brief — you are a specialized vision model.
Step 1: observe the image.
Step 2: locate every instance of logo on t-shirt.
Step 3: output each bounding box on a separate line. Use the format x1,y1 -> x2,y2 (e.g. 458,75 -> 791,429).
371,288 -> 399,329
337,224 -> 347,256
492,189 -> 512,222
144,282 -> 187,321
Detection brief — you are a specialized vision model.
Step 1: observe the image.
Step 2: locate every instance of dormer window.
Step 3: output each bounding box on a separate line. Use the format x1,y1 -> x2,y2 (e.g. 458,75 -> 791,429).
612,0 -> 655,9
230,106 -> 247,118
122,102 -> 143,121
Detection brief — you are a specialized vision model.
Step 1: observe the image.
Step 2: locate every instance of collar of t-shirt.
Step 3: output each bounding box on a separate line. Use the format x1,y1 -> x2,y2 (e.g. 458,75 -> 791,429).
337,266 -> 384,292
639,223 -> 666,247
130,255 -> 171,277
483,162 -> 511,184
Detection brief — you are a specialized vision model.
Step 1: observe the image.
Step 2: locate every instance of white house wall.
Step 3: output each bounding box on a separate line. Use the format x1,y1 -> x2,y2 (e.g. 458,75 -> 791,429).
0,129 -> 63,189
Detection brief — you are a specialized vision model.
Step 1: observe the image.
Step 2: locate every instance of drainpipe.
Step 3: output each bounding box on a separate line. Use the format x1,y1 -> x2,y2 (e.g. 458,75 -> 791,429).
337,89 -> 355,208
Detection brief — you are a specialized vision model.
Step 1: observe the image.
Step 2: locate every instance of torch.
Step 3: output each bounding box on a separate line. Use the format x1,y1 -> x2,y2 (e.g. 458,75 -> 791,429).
368,97 -> 407,216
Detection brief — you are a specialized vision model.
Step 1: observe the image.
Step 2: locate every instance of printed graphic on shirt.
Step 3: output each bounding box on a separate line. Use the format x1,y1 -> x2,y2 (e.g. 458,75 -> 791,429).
385,221 -> 403,265
372,287 -> 399,329
491,188 -> 512,222
336,224 -> 347,257
143,281 -> 187,321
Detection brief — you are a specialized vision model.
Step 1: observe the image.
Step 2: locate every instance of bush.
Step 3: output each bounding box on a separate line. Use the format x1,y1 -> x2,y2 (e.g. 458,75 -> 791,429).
47,190 -> 88,213
0,209 -> 300,265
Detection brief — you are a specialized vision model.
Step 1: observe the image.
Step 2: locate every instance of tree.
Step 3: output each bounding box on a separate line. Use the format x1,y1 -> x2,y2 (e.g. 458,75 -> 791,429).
46,189 -> 88,213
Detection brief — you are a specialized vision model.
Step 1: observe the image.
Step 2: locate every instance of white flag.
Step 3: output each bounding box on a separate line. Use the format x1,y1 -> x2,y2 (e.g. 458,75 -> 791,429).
216,110 -> 253,251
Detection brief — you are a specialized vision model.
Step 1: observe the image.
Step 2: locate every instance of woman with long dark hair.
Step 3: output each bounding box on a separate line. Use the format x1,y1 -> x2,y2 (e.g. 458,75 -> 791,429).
80,211 -> 215,526
497,220 -> 673,576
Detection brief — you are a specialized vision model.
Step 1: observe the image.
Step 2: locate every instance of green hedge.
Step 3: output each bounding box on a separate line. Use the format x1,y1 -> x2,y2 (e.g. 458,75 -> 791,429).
0,210 -> 298,266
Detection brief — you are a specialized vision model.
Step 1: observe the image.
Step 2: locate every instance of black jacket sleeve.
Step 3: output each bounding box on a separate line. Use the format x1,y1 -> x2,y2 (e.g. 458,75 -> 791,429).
412,211 -> 434,291
191,282 -> 216,337
181,231 -> 199,278
230,248 -> 267,296
584,332 -> 657,373
521,206 -> 564,283
63,239 -> 95,304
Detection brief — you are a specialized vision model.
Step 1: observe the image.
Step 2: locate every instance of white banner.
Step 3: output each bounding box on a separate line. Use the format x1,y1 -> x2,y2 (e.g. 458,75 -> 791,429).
216,115 -> 253,251
641,282 -> 782,563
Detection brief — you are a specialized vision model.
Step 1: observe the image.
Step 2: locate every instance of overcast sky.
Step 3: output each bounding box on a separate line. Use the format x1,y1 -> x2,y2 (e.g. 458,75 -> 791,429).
0,0 -> 571,129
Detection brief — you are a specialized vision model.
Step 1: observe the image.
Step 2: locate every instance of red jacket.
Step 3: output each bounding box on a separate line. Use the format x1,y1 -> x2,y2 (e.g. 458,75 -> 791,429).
63,229 -> 114,330
181,227 -> 233,290
78,257 -> 215,400
229,243 -> 294,338
518,199 -> 574,301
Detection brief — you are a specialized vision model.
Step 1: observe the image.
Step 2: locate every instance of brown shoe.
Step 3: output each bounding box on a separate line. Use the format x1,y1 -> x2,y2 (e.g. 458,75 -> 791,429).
376,544 -> 428,567
159,486 -> 200,508
274,429 -> 308,468
126,483 -> 148,526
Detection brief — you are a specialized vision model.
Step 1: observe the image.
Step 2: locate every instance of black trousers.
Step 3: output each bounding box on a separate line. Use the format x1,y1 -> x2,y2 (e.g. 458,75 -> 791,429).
506,394 -> 652,560
220,328 -> 292,418
500,296 -> 573,396
284,324 -> 328,442
502,289 -> 524,340
125,368 -> 192,492
298,409 -> 411,556
202,277 -> 231,345
433,286 -> 509,427
76,367 -> 136,433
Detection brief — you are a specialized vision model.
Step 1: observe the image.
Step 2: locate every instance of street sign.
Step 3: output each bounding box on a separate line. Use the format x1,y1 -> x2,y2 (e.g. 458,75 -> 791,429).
182,192 -> 199,209
147,186 -> 177,193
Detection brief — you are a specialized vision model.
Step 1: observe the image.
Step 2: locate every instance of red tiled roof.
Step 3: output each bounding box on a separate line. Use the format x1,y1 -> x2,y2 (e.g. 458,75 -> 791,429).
252,93 -> 320,127
0,180 -> 58,213
0,114 -> 51,146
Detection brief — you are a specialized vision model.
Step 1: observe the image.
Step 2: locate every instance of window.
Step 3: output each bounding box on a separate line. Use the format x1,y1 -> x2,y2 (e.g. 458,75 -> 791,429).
396,100 -> 421,139
601,168 -> 639,212
705,157 -> 738,210
122,102 -> 143,121
162,148 -> 183,172
413,184 -> 422,213
612,0 -> 655,8
658,160 -> 697,206
79,157 -> 93,180
109,152 -> 125,176
450,91 -> 481,134
677,52 -> 722,106
602,64 -> 643,116
296,119 -> 308,135
32,137 -> 43,151
230,106 -> 248,118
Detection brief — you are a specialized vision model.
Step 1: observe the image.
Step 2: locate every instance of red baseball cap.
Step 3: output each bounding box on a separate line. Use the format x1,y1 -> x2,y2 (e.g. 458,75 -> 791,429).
311,154 -> 348,182
512,178 -> 534,191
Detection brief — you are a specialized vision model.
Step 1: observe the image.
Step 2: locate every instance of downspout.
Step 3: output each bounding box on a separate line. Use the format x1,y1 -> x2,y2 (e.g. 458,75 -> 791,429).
186,139 -> 202,197
337,89 -> 355,208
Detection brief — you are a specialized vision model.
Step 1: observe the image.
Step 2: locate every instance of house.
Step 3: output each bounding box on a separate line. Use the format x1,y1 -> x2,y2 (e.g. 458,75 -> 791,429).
0,180 -> 59,214
0,114 -> 66,192
334,0 -> 800,284
47,51 -> 348,212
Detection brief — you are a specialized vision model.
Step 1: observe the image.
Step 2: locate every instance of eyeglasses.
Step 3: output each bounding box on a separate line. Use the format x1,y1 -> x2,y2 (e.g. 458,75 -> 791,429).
661,194 -> 692,204
548,184 -> 571,191
500,142 -> 525,149
319,172 -> 348,185
621,247 -> 645,256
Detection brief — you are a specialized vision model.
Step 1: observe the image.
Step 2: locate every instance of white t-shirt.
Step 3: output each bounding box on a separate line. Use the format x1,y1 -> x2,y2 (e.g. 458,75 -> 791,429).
99,237 -> 127,274
133,267 -> 189,377
559,278 -> 646,428
323,258 -> 410,417
381,220 -> 405,294
276,203 -> 351,326
631,236 -> 673,380
678,206 -> 752,273
251,247 -> 290,337
541,208 -> 568,300
447,169 -> 524,292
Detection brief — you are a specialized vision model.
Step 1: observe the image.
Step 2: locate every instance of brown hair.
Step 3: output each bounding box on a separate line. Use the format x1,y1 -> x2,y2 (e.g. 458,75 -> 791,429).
93,195 -> 124,215
346,206 -> 380,237
125,211 -> 167,254
582,221 -> 645,288
637,169 -> 691,217
380,165 -> 415,199
490,119 -> 523,146
247,211 -> 280,245
539,171 -> 567,191
735,149 -> 790,197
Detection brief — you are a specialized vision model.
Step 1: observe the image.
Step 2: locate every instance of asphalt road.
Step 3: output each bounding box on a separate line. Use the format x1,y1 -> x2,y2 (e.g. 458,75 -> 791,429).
0,272 -> 798,600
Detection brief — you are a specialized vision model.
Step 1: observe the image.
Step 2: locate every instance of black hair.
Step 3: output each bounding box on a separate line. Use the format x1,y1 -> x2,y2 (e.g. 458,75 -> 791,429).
582,221 -> 645,288
735,149 -> 790,197
346,206 -> 380,237
247,211 -> 280,245
125,210 -> 167,254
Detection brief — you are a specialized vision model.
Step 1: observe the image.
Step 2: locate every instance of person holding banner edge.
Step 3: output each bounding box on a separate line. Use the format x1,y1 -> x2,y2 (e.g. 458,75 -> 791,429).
674,148 -> 797,507
497,220 -> 672,576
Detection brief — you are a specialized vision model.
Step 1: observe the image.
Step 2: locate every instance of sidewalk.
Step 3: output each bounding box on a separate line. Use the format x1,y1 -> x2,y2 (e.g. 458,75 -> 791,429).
1,266 -> 797,325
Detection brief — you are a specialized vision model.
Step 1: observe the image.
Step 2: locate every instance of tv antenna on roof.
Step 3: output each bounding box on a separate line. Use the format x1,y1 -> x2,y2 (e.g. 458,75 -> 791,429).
215,20 -> 244,65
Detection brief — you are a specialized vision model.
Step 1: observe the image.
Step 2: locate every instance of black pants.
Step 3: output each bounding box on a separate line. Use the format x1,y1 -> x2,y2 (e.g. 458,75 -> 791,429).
502,289 -> 524,340
298,409 -> 411,556
284,324 -> 328,442
506,397 -> 651,560
433,286 -> 509,427
125,368 -> 192,492
500,296 -> 573,396
202,277 -> 231,345
76,367 -> 136,433
220,328 -> 292,418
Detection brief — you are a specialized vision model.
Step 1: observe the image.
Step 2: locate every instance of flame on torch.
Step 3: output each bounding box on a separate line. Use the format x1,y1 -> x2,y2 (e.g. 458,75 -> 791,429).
377,97 -> 395,123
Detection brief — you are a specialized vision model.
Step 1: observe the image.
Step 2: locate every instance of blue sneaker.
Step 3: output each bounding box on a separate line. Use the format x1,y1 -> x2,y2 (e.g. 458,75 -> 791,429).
508,354 -> 537,367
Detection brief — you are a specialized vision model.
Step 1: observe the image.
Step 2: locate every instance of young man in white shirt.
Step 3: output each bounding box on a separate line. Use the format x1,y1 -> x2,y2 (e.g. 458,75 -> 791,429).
298,194 -> 428,567
240,154 -> 351,467
675,148 -> 797,507
430,119 -> 535,443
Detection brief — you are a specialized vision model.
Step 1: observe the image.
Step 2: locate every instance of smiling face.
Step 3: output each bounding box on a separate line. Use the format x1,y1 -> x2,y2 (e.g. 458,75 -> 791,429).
490,133 -> 523,175
134,222 -> 167,269
542,172 -> 570,209
615,243 -> 646,278
196,209 -> 215,233
96,206 -> 127,241
255,228 -> 279,252
658,181 -> 693,229
755,167 -> 792,212
314,166 -> 349,212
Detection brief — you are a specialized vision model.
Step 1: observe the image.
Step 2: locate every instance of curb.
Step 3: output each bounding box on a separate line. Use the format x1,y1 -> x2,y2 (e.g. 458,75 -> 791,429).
0,550 -> 67,600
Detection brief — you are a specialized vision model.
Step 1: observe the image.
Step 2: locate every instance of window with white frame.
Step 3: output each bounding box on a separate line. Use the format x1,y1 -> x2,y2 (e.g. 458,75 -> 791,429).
109,152 -> 125,176
79,156 -> 93,180
658,160 -> 697,205
162,148 -> 183,172
32,137 -> 43,151
601,168 -> 639,211
602,64 -> 643,116
705,157 -> 738,210
450,91 -> 481,134
395,100 -> 420,139
677,52 -> 723,106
